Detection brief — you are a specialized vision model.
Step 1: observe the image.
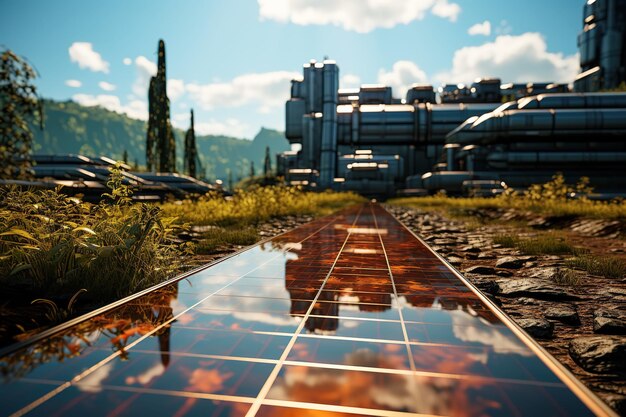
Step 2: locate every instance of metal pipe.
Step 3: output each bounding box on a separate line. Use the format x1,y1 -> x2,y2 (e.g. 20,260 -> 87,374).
319,61 -> 339,188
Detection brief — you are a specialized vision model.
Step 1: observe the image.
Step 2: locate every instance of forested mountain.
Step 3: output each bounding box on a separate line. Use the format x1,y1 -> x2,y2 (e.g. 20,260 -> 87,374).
31,100 -> 290,181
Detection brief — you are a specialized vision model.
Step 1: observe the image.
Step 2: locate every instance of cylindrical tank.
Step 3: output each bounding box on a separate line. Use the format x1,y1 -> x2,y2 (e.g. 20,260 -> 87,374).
319,61 -> 339,188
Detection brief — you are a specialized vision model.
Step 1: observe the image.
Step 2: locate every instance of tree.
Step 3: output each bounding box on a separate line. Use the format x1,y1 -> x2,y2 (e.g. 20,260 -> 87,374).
122,149 -> 128,164
227,169 -> 233,190
146,39 -> 176,172
249,160 -> 255,178
263,145 -> 272,177
183,109 -> 197,178
0,49 -> 42,179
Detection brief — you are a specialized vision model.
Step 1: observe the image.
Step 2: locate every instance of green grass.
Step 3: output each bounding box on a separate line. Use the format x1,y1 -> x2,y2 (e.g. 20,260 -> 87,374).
567,255 -> 626,279
493,232 -> 579,256
195,227 -> 259,254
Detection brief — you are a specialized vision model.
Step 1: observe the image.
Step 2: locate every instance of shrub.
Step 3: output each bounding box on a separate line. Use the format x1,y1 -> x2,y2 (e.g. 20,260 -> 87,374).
0,167 -> 190,301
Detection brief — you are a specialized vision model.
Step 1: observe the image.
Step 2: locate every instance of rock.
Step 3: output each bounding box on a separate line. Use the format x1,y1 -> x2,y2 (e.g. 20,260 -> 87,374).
447,256 -> 463,266
495,270 -> 513,277
460,245 -> 481,253
485,293 -> 502,307
528,267 -> 561,281
594,308 -> 626,335
433,238 -> 456,246
477,252 -> 496,259
465,265 -> 496,275
516,317 -> 553,339
517,297 -> 541,305
496,256 -> 526,269
603,394 -> 626,416
498,279 -> 580,301
472,278 -> 500,295
465,253 -> 479,260
569,336 -> 626,374
607,287 -> 626,297
544,305 -> 581,325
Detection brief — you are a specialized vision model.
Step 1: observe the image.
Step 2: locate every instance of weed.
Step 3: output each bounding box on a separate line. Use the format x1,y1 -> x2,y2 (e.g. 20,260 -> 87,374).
196,227 -> 259,254
552,268 -> 582,286
567,255 -> 626,279
31,288 -> 87,324
0,166 -> 190,300
516,233 -> 577,256
493,233 -> 519,247
492,232 -> 578,255
390,174 -> 626,220
161,186 -> 364,227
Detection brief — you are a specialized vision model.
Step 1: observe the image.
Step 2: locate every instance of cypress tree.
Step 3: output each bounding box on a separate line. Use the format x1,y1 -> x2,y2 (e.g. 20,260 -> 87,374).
184,109 -> 197,178
263,146 -> 272,177
146,39 -> 176,172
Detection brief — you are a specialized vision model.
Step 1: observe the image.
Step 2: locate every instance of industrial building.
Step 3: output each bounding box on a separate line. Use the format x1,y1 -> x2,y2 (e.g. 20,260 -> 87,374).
278,1 -> 626,198
277,59 -> 505,196
574,0 -> 626,92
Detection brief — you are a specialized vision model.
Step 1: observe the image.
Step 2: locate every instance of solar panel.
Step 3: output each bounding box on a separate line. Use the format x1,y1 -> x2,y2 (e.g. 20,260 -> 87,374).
0,204 -> 615,416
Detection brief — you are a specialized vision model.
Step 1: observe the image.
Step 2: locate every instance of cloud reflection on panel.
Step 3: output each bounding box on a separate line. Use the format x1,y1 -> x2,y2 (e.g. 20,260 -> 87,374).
267,362 -> 503,416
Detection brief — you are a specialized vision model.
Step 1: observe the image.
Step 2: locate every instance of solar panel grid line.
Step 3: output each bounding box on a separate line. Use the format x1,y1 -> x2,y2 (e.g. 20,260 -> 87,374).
380,204 -> 618,417
0,212 -> 345,360
258,398 -> 444,417
244,205 -> 366,417
276,360 -> 572,388
369,203 -> 421,414
6,210 -> 347,417
1,203 -> 619,416
58,383 -> 259,404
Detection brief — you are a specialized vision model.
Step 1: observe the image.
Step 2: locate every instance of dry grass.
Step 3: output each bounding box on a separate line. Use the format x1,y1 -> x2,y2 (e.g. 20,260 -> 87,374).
493,232 -> 579,256
195,227 -> 259,254
567,255 -> 626,279
552,268 -> 582,286
161,186 -> 364,227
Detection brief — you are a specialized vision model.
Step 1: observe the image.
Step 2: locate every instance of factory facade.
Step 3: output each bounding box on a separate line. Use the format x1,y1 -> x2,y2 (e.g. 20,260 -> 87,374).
277,0 -> 626,197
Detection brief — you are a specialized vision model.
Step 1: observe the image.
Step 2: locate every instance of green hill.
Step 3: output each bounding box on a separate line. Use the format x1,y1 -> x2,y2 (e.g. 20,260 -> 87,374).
31,100 -> 290,181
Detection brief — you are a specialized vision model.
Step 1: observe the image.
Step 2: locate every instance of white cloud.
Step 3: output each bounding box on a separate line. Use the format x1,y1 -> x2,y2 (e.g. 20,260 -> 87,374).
340,74 -> 361,89
132,55 -> 157,97
378,60 -> 428,98
65,79 -> 82,88
68,42 -> 110,73
431,0 -> 460,22
258,0 -> 461,33
468,20 -> 491,36
172,113 -> 252,137
72,94 -> 148,120
435,32 -> 579,84
123,57 -> 132,65
185,70 -> 299,112
98,81 -> 116,91
495,20 -> 513,36
168,79 -> 186,101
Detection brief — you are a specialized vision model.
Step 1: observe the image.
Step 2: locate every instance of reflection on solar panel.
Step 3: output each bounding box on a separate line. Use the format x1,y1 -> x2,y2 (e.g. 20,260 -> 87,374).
0,204 -> 616,416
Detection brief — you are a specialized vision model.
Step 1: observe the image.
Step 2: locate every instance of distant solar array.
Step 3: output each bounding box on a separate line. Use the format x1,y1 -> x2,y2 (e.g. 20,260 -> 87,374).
3,154 -> 220,202
0,204 -> 615,416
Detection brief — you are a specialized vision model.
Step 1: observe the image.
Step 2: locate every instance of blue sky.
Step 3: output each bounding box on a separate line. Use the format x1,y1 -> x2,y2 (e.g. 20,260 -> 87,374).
1,0 -> 583,139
